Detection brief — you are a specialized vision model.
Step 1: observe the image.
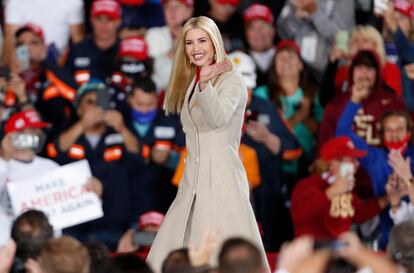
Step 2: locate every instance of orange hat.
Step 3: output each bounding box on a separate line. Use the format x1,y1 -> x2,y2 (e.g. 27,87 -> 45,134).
119,37 -> 148,61
243,4 -> 274,25
161,0 -> 194,6
4,110 -> 50,134
276,39 -> 301,56
91,0 -> 121,20
320,136 -> 367,161
138,211 -> 164,229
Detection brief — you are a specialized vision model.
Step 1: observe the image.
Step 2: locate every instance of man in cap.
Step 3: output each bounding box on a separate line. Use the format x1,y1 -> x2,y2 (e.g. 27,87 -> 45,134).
8,23 -> 77,141
110,37 -> 151,109
291,136 -> 387,239
3,0 -> 84,66
243,3 -> 276,87
0,109 -> 103,246
65,0 -> 121,86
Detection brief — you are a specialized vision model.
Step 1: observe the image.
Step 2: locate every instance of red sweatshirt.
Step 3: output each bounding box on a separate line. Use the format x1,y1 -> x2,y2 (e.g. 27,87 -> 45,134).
291,174 -> 382,239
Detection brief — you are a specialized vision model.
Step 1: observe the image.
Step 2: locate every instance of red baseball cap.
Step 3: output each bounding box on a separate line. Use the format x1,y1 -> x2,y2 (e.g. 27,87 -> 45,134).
91,0 -> 121,20
320,136 -> 367,161
276,39 -> 301,56
243,4 -> 274,25
4,110 -> 50,134
19,23 -> 44,41
216,0 -> 240,6
138,211 -> 164,229
119,0 -> 145,5
119,37 -> 148,61
161,0 -> 194,6
394,0 -> 414,19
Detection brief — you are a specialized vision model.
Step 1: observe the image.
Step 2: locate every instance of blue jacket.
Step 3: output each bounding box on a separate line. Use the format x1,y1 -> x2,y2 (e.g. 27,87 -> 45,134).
336,100 -> 414,247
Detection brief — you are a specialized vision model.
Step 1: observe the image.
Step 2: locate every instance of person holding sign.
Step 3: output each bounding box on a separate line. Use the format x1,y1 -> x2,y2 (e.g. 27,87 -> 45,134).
0,109 -> 103,247
147,16 -> 268,273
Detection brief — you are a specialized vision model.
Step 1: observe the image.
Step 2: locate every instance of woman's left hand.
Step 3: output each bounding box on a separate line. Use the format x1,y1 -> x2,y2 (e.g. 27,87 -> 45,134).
199,60 -> 231,90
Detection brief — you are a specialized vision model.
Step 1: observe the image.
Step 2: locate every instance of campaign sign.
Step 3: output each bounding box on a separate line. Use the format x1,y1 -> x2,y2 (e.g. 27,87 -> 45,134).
7,160 -> 103,230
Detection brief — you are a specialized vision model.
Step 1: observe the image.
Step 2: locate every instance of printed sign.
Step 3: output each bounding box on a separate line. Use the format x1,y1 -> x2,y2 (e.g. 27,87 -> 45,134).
7,160 -> 103,230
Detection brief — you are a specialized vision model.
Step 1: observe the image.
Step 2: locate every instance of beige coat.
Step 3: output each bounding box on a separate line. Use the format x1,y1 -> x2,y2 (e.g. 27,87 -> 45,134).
147,70 -> 269,273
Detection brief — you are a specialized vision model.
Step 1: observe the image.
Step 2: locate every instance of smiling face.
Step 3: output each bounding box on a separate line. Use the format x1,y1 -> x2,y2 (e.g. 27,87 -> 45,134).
275,49 -> 303,79
185,27 -> 215,68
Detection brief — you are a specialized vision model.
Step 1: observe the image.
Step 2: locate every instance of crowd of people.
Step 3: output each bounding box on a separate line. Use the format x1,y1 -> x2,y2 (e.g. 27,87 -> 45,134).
0,0 -> 414,272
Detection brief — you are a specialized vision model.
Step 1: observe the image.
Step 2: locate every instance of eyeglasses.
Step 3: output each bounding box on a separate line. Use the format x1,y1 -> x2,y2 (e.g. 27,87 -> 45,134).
82,98 -> 97,105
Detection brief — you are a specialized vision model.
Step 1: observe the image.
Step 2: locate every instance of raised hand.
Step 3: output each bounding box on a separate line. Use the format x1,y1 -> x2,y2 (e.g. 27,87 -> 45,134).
199,60 -> 232,91
388,151 -> 412,184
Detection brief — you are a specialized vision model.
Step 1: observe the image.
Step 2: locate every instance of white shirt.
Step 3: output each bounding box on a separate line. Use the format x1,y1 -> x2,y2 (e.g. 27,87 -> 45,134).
145,25 -> 173,58
389,201 -> 414,225
0,156 -> 59,246
5,0 -> 84,53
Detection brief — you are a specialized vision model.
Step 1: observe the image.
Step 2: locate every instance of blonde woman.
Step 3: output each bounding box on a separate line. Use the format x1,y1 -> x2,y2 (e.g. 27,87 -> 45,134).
147,16 -> 269,273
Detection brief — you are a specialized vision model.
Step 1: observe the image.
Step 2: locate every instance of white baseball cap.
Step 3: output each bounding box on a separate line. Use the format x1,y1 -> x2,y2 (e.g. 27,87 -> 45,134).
228,51 -> 257,89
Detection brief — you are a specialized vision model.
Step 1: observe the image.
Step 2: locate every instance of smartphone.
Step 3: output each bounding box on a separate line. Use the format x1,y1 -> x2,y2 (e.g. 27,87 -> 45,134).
132,231 -> 157,247
96,88 -> 111,110
246,109 -> 259,122
374,0 -> 388,15
335,31 -> 349,52
16,45 -> 30,72
339,162 -> 355,178
314,240 -> 348,250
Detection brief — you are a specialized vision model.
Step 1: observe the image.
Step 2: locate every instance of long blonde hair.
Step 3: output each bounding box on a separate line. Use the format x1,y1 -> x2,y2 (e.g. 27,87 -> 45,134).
350,25 -> 386,65
163,16 -> 231,114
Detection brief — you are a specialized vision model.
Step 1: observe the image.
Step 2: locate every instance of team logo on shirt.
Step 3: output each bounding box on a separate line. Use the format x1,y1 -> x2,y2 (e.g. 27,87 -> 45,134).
330,193 -> 355,218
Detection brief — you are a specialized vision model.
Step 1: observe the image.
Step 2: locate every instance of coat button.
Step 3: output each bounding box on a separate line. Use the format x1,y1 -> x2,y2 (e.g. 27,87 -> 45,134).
179,188 -> 183,194
195,158 -> 199,164
192,190 -> 196,195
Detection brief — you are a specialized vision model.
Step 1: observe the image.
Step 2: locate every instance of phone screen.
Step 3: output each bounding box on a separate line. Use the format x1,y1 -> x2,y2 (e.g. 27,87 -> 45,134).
335,31 -> 349,52
96,89 -> 111,110
16,45 -> 30,72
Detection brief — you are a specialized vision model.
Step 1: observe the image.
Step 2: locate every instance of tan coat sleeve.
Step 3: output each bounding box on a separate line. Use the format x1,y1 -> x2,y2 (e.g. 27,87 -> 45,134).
194,73 -> 245,129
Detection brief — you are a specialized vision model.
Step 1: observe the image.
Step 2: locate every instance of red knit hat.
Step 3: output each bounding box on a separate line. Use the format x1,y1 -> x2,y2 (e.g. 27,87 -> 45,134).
19,23 -> 44,40
243,4 -> 274,25
320,136 -> 367,161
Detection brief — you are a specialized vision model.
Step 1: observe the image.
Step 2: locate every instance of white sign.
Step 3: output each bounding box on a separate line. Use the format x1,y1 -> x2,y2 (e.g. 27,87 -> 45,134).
7,160 -> 103,230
